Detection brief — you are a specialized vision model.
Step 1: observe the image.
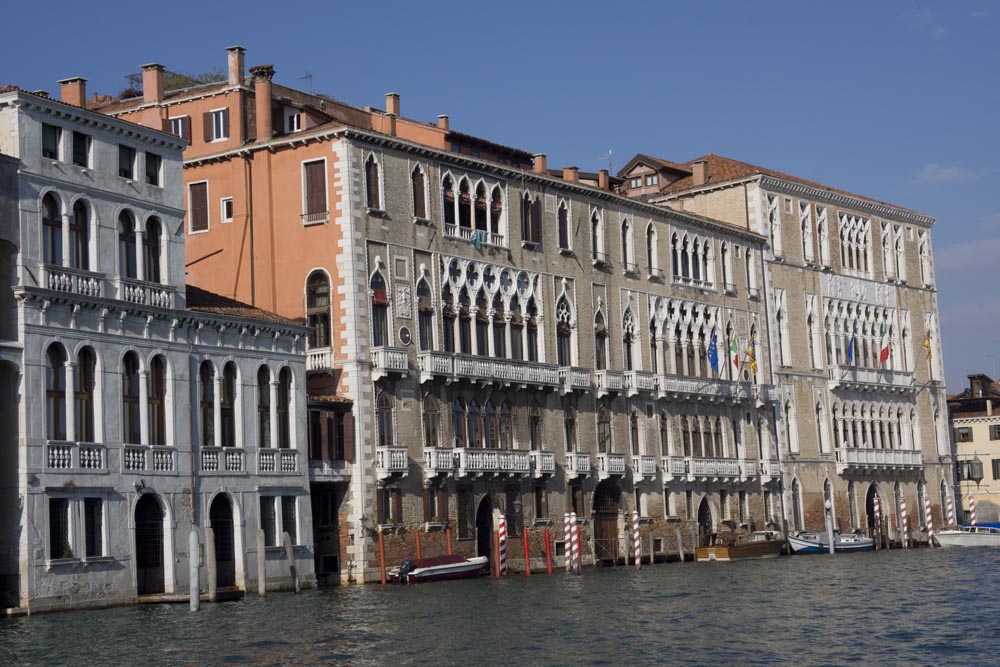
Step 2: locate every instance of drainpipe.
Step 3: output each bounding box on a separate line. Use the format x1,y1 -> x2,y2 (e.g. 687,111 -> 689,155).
243,151 -> 256,306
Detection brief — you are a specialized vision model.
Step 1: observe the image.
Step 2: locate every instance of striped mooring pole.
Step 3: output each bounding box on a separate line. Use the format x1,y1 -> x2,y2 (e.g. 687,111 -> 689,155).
900,496 -> 910,548
946,494 -> 956,525
570,511 -> 580,575
631,509 -> 641,570
497,513 -> 508,576
563,513 -> 572,572
970,495 -> 977,527
924,494 -> 934,547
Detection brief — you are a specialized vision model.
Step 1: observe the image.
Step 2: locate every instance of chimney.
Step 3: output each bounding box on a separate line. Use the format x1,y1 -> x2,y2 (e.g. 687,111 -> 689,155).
692,160 -> 708,186
598,169 -> 610,191
141,64 -> 164,104
533,154 -> 547,174
437,114 -> 450,131
385,93 -> 400,117
563,166 -> 579,183
57,77 -> 87,107
227,46 -> 246,86
250,64 -> 275,141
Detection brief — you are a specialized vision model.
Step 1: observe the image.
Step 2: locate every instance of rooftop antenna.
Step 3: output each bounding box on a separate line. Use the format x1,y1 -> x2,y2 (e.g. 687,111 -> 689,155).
296,72 -> 313,94
597,149 -> 613,174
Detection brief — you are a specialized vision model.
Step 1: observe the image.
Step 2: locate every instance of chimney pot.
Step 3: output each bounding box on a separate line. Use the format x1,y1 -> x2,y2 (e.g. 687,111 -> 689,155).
385,93 -> 400,117
563,166 -> 579,183
250,65 -> 276,141
57,77 -> 87,107
533,154 -> 547,174
227,46 -> 246,86
598,169 -> 610,191
692,160 -> 708,186
437,114 -> 450,131
141,64 -> 164,104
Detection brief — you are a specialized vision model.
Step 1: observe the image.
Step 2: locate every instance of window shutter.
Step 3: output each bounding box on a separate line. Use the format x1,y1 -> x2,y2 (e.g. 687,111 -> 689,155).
531,199 -> 543,242
372,289 -> 388,306
437,487 -> 448,520
221,108 -> 230,139
182,116 -> 192,141
203,112 -> 212,142
422,487 -> 431,523
342,411 -> 355,462
304,161 -> 326,215
376,489 -> 385,524
392,490 -> 403,524
189,183 -> 208,232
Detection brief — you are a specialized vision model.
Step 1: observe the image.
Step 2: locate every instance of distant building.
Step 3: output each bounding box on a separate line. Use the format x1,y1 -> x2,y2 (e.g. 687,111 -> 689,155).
0,85 -> 313,612
948,374 -> 1000,524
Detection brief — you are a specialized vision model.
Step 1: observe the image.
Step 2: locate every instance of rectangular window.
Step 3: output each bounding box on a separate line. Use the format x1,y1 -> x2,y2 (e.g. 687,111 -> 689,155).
205,108 -> 230,142
377,488 -> 402,524
302,160 -> 327,222
570,485 -> 584,516
630,177 -> 641,189
49,498 -> 70,559
72,131 -> 90,167
84,497 -> 103,558
281,496 -> 297,544
993,459 -> 1000,481
260,496 -> 276,547
991,425 -> 1000,441
954,427 -> 972,444
42,123 -> 61,159
189,182 -> 209,232
534,487 -> 548,520
169,115 -> 191,140
506,488 -> 523,538
145,152 -> 161,186
221,197 -> 234,223
285,108 -> 301,133
645,174 -> 658,186
118,145 -> 135,179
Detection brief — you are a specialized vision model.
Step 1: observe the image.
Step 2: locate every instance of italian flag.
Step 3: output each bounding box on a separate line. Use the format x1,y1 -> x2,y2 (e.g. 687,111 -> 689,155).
879,324 -> 890,365
730,338 -> 740,376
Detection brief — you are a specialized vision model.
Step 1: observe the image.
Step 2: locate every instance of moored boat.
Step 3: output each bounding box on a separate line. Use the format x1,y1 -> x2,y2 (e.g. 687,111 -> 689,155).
787,531 -> 874,554
388,554 -> 489,583
696,531 -> 785,562
935,525 -> 1000,547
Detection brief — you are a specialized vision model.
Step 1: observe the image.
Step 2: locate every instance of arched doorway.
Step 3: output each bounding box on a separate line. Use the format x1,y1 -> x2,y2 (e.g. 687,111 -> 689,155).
475,495 -> 493,564
135,494 -> 165,595
865,484 -> 883,538
210,494 -> 236,589
593,479 -> 622,562
697,496 -> 713,547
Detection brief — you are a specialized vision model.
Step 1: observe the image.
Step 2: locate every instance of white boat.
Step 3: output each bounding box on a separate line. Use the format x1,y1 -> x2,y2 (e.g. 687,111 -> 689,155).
787,531 -> 874,554
388,555 -> 489,583
935,526 -> 1000,547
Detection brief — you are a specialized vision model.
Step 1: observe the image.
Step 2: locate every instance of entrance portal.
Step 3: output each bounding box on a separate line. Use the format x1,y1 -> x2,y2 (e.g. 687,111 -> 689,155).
135,494 -> 165,595
593,479 -> 622,562
865,484 -> 883,537
210,494 -> 236,588
697,497 -> 713,547
475,495 -> 493,564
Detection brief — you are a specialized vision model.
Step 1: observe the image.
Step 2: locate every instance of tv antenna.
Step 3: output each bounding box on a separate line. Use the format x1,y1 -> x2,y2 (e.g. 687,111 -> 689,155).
297,72 -> 313,94
597,149 -> 613,174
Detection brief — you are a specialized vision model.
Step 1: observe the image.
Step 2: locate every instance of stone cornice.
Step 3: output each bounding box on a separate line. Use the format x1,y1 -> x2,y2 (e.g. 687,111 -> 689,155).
951,415 -> 1000,425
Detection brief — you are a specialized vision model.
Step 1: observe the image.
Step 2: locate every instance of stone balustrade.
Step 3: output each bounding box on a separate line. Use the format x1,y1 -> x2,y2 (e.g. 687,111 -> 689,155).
375,446 -> 410,480
596,452 -> 627,479
418,351 -> 559,389
835,447 -> 923,474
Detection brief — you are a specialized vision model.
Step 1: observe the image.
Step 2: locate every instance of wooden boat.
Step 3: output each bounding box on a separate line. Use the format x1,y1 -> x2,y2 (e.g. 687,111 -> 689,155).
696,531 -> 785,562
388,554 -> 489,583
935,525 -> 1000,547
787,531 -> 874,554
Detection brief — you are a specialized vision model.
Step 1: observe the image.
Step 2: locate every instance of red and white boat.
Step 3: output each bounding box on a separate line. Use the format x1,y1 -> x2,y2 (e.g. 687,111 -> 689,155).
388,554 -> 489,583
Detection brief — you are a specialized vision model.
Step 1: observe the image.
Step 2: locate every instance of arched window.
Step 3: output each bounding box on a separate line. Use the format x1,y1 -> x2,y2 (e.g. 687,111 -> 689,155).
475,291 -> 489,356
457,288 -> 472,354
671,234 -> 680,278
499,402 -> 513,449
529,400 -> 542,451
42,194 -> 62,266
525,298 -> 539,363
563,403 -> 577,452
467,400 -> 482,448
591,210 -> 604,262
71,200 -> 89,271
490,186 -> 503,236
691,239 -> 701,281
646,223 -> 657,275
277,368 -> 292,448
376,392 -> 393,447
509,295 -> 523,361
422,394 -> 440,447
681,416 -> 691,456
557,201 -> 570,250
681,236 -> 691,278
221,362 -> 237,447
452,398 -> 467,447
720,242 -> 730,288
118,211 -> 137,279
622,309 -> 636,371
257,366 -> 271,448
556,296 -> 572,367
442,175 -> 455,227
483,401 -> 497,448
659,410 -> 669,456
199,362 -> 215,447
492,293 -> 506,358
629,410 -> 641,456
417,279 -> 434,352
594,311 -> 608,370
745,247 -> 757,292
474,182 -> 488,232
370,271 -> 389,348
73,347 -> 96,443
621,217 -> 632,270
597,404 -> 612,453
411,166 -> 427,219
306,271 -> 331,348
149,355 -> 166,447
123,352 -> 141,445
365,154 -> 381,209
458,178 -> 472,229
46,344 -> 67,441
144,218 -> 162,283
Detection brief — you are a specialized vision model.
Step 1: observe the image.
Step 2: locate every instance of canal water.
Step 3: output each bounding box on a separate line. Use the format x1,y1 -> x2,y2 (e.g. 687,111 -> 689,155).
2,548 -> 996,666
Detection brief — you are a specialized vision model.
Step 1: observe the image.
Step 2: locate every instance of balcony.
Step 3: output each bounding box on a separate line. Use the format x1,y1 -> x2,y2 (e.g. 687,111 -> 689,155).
624,370 -> 657,397
370,346 -> 409,381
632,454 -> 657,481
559,367 -> 592,395
375,446 -> 410,480
123,444 -> 176,473
417,351 -> 559,389
41,264 -> 105,298
308,458 -> 351,483
45,441 -> 106,472
595,452 -> 627,480
594,369 -> 624,398
116,277 -> 175,309
443,224 -> 505,248
656,375 -> 779,404
565,452 -> 591,478
455,447 -> 530,478
306,346 -> 333,371
828,366 -> 915,394
661,455 -> 687,482
423,446 -> 455,478
258,448 -> 299,474
835,447 -> 923,474
689,457 -> 742,482
740,458 -> 758,482
200,447 -> 245,473
530,450 -> 556,478
301,210 -> 329,226
760,459 -> 781,482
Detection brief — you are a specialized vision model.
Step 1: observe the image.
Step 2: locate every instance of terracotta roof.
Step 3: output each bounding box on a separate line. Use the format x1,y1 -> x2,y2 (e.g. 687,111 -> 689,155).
93,80 -> 231,113
0,85 -> 51,97
660,153 -> 917,212
446,129 -> 535,160
186,284 -> 302,326
618,153 -> 693,178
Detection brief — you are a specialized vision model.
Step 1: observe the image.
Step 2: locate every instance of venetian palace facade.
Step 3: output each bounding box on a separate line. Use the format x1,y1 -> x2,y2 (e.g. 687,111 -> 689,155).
96,47 -> 952,585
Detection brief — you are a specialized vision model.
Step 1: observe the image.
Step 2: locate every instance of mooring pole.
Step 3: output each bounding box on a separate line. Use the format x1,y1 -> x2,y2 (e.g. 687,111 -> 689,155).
283,532 -> 300,593
206,526 -> 217,601
188,527 -> 200,612
674,525 -> 685,563
445,526 -> 453,555
523,530 -> 531,576
378,530 -> 387,585
257,529 -> 266,597
544,527 -> 552,574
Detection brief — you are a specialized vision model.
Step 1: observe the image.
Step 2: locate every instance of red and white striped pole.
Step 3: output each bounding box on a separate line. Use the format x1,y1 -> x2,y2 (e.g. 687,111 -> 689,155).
969,495 -> 977,527
900,496 -> 909,548
946,494 -> 956,525
563,513 -> 572,572
924,494 -> 934,548
873,493 -> 881,526
497,513 -> 507,576
631,509 -> 641,570
570,511 -> 581,575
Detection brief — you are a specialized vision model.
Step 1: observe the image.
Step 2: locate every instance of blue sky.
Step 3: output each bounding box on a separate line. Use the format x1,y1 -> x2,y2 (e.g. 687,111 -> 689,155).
3,1 -> 995,392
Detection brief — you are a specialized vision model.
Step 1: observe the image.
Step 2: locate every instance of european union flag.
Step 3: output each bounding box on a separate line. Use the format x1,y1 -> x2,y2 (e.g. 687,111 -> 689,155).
847,324 -> 856,364
708,329 -> 719,375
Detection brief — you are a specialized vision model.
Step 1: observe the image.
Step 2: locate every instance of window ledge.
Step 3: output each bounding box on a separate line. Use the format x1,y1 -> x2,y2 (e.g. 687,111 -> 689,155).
558,247 -> 574,256
378,523 -> 403,534
46,558 -> 80,570
638,516 -> 653,525
422,521 -> 448,532
367,207 -> 389,218
532,518 -> 553,528
574,517 -> 589,526
82,556 -> 114,565
521,241 -> 541,250
413,217 -> 433,226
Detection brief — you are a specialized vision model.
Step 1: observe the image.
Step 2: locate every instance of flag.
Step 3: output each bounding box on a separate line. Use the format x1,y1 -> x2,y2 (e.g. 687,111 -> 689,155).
847,324 -> 856,365
471,230 -> 483,250
923,330 -> 932,362
879,324 -> 890,365
708,330 -> 719,375
746,333 -> 758,375
730,337 -> 740,375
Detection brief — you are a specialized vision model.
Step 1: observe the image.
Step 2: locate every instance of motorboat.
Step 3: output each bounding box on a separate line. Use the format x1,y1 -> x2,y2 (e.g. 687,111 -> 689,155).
787,531 -> 874,554
935,525 -> 1000,547
388,554 -> 489,583
696,530 -> 785,562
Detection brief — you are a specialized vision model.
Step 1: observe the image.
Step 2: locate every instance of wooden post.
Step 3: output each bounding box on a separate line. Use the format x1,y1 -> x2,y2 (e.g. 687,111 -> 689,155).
445,526 -> 453,555
674,525 -> 685,562
378,530 -> 387,585
415,530 -> 422,560
282,532 -> 299,593
523,530 -> 531,576
493,530 -> 501,578
205,526 -> 217,603
648,526 -> 655,566
544,528 -> 552,575
256,529 -> 266,597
